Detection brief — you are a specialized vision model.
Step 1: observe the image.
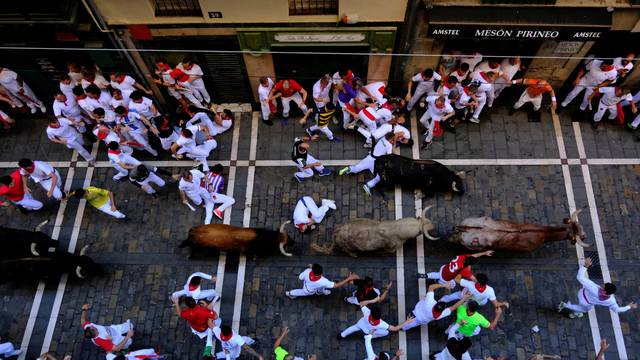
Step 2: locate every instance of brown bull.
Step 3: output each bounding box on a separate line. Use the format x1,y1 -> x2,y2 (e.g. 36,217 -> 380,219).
446,210 -> 590,252
311,206 -> 438,257
180,221 -> 292,256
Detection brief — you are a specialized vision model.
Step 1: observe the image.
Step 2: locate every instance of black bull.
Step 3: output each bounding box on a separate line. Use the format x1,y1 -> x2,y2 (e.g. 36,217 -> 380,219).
0,220 -> 58,259
373,154 -> 465,195
0,250 -> 101,284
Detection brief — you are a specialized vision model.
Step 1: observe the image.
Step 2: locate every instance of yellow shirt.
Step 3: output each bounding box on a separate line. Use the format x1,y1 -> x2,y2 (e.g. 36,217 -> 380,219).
83,186 -> 110,208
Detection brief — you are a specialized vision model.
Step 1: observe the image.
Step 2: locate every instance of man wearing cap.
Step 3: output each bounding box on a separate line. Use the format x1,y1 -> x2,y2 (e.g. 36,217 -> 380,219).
18,158 -> 64,201
292,196 -> 336,232
286,263 -> 358,298
402,283 -> 470,331
172,271 -> 219,303
338,305 -> 405,339
172,296 -> 220,339
558,257 -> 637,318
211,324 -> 263,360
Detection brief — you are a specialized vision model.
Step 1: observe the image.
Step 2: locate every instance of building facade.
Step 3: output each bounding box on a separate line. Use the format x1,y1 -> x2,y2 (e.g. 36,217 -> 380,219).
87,0 -> 408,104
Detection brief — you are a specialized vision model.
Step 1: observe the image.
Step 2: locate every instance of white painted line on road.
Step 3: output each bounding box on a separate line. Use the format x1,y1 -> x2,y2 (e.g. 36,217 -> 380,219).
215,113 -> 242,315
573,122 -> 628,360
552,115 -> 602,355
586,158 -> 640,165
394,186 -> 407,360
40,144 -> 98,355
18,151 -> 80,360
232,112 -> 259,332
410,113 -> 429,359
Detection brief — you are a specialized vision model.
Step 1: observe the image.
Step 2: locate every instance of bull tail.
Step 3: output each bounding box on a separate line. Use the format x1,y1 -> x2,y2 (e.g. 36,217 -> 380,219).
34,219 -> 49,232
310,238 -> 336,255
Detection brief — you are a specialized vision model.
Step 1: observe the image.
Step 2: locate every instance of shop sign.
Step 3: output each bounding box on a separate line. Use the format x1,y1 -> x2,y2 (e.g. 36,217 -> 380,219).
274,33 -> 366,43
428,26 -> 606,40
554,41 -> 584,54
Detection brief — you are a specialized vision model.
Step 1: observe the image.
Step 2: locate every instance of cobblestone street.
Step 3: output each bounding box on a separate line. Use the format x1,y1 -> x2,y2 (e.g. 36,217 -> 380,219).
1,107 -> 639,360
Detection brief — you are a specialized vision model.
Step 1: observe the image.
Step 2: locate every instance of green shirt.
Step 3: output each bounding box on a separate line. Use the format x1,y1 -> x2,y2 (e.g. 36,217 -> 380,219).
456,305 -> 490,336
274,346 -> 289,360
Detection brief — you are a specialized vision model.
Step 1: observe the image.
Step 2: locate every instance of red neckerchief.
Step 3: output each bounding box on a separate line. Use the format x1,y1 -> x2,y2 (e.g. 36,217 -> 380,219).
158,64 -> 171,72
475,283 -> 487,292
220,331 -> 233,341
309,271 -> 321,282
97,131 -> 108,140
479,72 -> 489,82
116,75 -> 126,83
24,167 -> 34,174
107,149 -> 121,155
432,307 -> 443,319
382,103 -> 393,110
368,316 -> 381,326
76,95 -> 86,100
188,284 -> 198,291
602,65 -> 614,72
464,87 -> 471,95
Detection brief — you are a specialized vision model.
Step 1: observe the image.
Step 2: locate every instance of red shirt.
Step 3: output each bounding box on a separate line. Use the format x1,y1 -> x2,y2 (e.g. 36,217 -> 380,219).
0,170 -> 24,202
273,80 -> 303,98
180,306 -> 217,332
440,255 -> 473,281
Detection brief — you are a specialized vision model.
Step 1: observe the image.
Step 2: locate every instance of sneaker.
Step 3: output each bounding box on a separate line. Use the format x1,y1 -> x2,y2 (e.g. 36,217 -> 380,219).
213,295 -> 221,303
322,289 -> 331,295
318,168 -> 332,177
338,167 -> 350,176
30,106 -> 37,114
330,136 -> 341,142
285,291 -> 296,299
363,142 -> 372,148
469,117 -> 480,124
557,301 -> 566,313
322,199 -> 336,209
263,119 -> 274,126
337,333 -> 344,340
417,273 -> 428,279
569,312 -> 584,319
282,117 -> 289,126
214,208 -> 224,220
592,121 -> 599,130
294,174 -> 304,183
362,184 -> 371,197
39,105 -> 47,113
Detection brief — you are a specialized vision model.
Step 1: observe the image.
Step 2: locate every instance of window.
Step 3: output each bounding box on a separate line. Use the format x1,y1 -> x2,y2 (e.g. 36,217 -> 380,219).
289,0 -> 338,16
152,0 -> 202,17
481,0 -> 556,3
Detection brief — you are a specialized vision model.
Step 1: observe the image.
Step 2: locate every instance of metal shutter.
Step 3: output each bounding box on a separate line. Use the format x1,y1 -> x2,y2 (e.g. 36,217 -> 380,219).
202,53 -> 252,104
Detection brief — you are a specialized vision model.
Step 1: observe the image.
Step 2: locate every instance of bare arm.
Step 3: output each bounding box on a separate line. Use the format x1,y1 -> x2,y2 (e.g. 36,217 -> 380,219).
21,174 -> 30,194
448,293 -> 472,312
273,326 -> 290,351
472,250 -> 494,258
332,273 -> 359,289
241,344 -> 264,360
299,88 -> 308,103
49,171 -> 58,196
111,329 -> 134,352
108,191 -> 117,210
80,303 -> 90,325
596,339 -> 609,360
487,307 -> 503,330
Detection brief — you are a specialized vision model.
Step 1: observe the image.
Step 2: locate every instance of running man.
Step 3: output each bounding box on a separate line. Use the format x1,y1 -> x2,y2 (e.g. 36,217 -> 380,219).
211,324 -> 263,360
440,273 -> 509,310
80,304 -> 134,353
558,58 -> 617,113
69,187 -> 127,220
338,132 -> 394,196
171,271 -> 219,303
402,283 -> 469,331
46,116 -> 95,162
18,158 -> 64,200
419,251 -> 493,289
291,136 -> 332,182
452,300 -> 502,337
172,296 -> 220,339
286,263 -> 358,298
338,305 -> 405,339
508,78 -> 557,120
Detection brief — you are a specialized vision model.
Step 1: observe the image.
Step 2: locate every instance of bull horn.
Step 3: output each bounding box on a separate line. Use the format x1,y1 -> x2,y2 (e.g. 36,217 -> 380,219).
34,219 -> 49,232
452,181 -> 460,192
279,220 -> 291,233
421,204 -> 435,219
79,245 -> 90,256
456,171 -> 465,176
30,243 -> 40,256
75,266 -> 86,279
424,232 -> 440,241
570,209 -> 582,222
279,242 -> 293,257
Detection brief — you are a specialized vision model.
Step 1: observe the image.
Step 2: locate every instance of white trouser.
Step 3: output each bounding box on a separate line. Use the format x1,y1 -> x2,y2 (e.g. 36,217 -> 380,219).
341,324 -> 389,339
493,82 -> 508,98
191,318 -> 222,339
97,199 -> 126,219
514,90 -> 543,111
593,101 -> 617,123
427,265 -> 457,289
561,79 -> 594,110
261,100 -> 275,121
168,87 -> 182,100
472,93 -> 487,119
0,342 -> 18,356
210,120 -> 232,136
111,162 -> 129,181
407,86 -> 432,111
288,286 -> 330,297
294,196 -> 330,224
349,155 -> 375,175
308,125 -> 334,140
282,93 -> 308,117
107,321 -> 133,349
212,193 -> 235,212
216,337 -> 254,359
419,110 -> 442,143
565,289 -> 594,313
159,131 -> 179,150
180,90 -> 204,108
36,169 -> 63,200
137,172 -> 166,194
632,112 -> 640,129
171,288 -> 218,301
14,193 -> 44,210
184,139 -> 217,172
486,86 -> 496,107
127,130 -> 157,156
366,175 -> 381,189
337,99 -> 352,128
401,316 -> 427,331
191,78 -> 211,103
64,135 -> 93,161
9,83 -> 43,108
295,154 -> 325,179
187,188 -> 214,225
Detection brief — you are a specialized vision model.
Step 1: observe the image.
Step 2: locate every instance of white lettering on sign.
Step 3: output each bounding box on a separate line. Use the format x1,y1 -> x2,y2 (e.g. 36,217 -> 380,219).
554,41 -> 584,54
515,30 -> 560,38
432,29 -> 460,36
475,29 -> 513,37
274,33 -> 366,42
573,32 -> 601,38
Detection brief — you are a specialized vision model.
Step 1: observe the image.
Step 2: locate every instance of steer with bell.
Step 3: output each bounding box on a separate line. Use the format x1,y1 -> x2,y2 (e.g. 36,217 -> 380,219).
181,221 -> 293,257
373,154 -> 465,196
447,210 -> 590,252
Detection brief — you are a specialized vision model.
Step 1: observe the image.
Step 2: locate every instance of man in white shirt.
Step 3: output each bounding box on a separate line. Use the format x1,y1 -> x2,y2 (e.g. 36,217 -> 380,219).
364,334 -> 403,360
107,141 -> 141,181
286,263 -> 358,298
177,56 -> 211,105
110,72 -> 152,95
469,71 -> 498,123
402,283 -> 468,331
472,59 -> 503,107
128,91 -> 160,119
46,116 -> 94,162
460,52 -> 483,72
420,95 -> 454,148
0,67 -> 46,113
588,86 -> 636,129
154,58 -> 184,104
291,196 -> 336,233
439,273 -> 509,309
52,91 -> 88,133
343,101 -> 396,147
559,257 -> 637,318
405,68 -> 442,112
18,158 -> 64,200
313,74 -> 332,113
178,169 -> 215,225
114,106 -> 159,157
171,271 -> 219,302
613,52 -> 635,82
559,59 -> 618,112
85,84 -> 113,112
357,81 -> 386,105
338,132 -> 394,196
432,323 -> 473,360
448,63 -> 470,84
171,125 -> 217,172
494,57 -> 521,98
58,74 -> 77,104
212,325 -> 263,360
338,305 -> 403,339
258,76 -> 276,125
